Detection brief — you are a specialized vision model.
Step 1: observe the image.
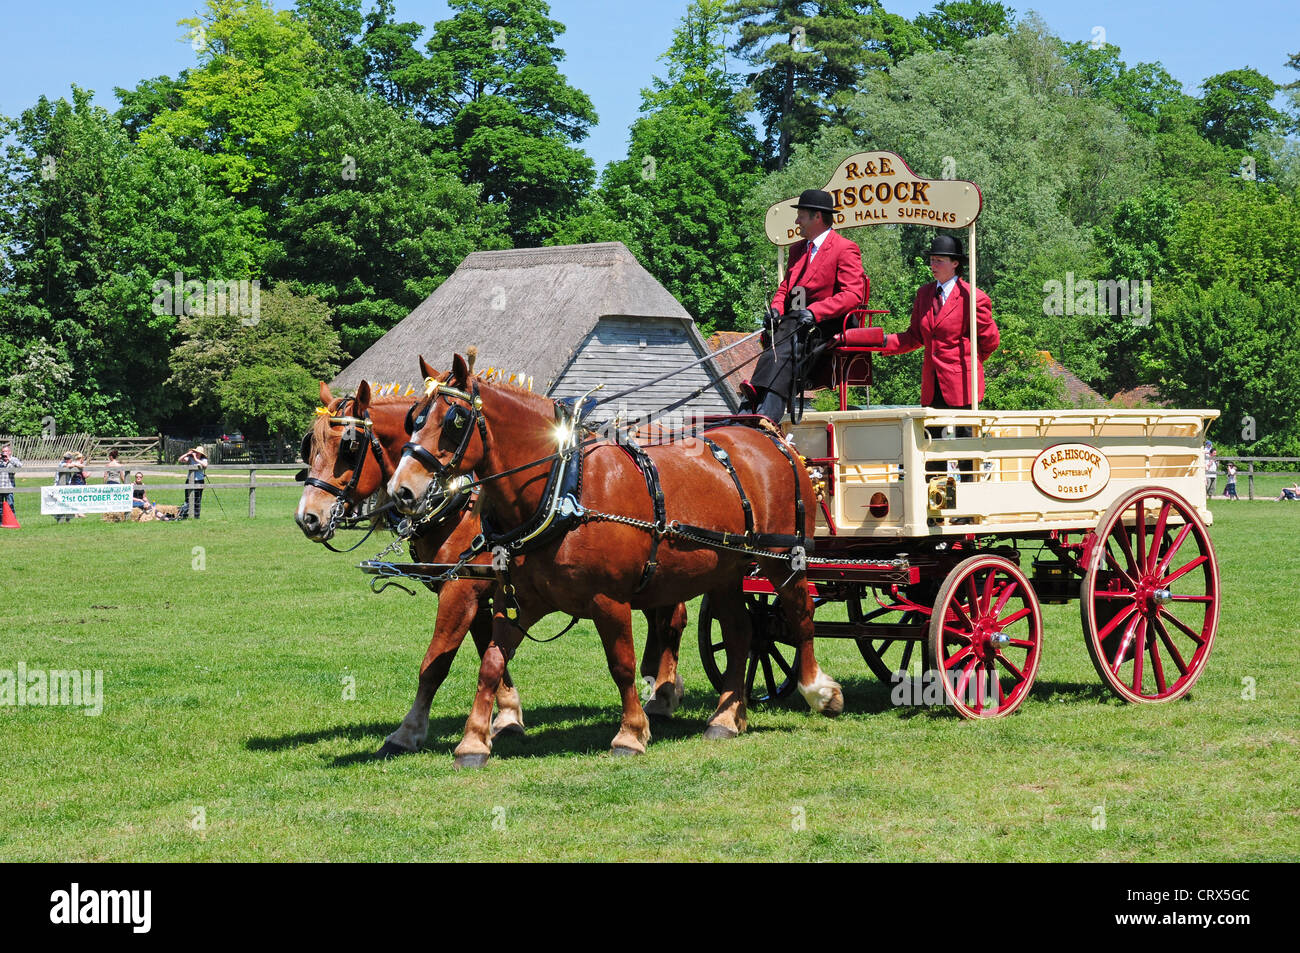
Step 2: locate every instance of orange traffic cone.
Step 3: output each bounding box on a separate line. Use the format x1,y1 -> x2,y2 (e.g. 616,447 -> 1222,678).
1,499 -> 19,529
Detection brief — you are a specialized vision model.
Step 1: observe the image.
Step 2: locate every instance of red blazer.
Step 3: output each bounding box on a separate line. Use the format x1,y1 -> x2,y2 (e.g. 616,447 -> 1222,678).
770,229 -> 866,323
884,278 -> 997,407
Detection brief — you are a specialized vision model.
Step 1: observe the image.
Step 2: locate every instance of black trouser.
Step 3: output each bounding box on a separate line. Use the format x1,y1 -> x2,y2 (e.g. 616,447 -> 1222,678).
749,317 -> 831,422
926,381 -> 975,480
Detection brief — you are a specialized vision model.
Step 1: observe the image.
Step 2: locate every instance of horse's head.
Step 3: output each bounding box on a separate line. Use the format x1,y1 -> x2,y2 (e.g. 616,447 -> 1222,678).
389,354 -> 486,515
294,379 -> 395,541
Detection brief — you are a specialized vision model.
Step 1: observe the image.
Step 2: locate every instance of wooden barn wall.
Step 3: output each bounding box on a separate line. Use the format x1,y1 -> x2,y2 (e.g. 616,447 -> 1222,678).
549,317 -> 737,419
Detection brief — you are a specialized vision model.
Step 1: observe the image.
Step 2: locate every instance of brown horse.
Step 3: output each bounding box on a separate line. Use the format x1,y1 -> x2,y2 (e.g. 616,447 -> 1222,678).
296,381 -> 686,757
389,354 -> 842,768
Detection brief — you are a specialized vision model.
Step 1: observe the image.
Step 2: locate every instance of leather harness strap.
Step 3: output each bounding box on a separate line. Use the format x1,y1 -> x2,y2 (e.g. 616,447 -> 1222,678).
699,436 -> 755,541
624,441 -> 666,594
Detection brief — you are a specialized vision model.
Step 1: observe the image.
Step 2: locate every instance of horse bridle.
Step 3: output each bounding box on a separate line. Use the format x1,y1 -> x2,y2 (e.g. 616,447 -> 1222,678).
401,377 -> 487,484
301,397 -> 390,539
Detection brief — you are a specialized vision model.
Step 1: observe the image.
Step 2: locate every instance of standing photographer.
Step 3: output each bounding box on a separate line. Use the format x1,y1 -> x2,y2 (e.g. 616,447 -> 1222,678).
178,445 -> 208,519
0,444 -> 20,515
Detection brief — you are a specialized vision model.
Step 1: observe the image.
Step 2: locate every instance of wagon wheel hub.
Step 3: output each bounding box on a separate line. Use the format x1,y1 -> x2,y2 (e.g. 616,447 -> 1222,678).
1133,577 -> 1172,616
969,617 -> 1002,661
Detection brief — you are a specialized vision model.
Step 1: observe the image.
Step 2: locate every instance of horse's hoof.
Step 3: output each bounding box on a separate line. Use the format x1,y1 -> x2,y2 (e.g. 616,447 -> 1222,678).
610,745 -> 643,757
491,722 -> 526,739
376,740 -> 414,759
703,724 -> 738,741
453,753 -> 490,770
821,689 -> 845,718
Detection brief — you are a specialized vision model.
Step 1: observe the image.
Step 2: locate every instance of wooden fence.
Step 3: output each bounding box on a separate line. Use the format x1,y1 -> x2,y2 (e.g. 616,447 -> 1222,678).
0,434 -> 161,463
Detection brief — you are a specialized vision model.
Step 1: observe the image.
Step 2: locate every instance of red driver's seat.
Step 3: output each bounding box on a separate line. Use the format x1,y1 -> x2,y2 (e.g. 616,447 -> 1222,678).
807,277 -> 889,410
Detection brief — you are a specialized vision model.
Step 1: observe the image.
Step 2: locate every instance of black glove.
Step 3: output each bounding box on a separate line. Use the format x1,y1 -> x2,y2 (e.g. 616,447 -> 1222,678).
762,307 -> 781,349
789,308 -> 816,327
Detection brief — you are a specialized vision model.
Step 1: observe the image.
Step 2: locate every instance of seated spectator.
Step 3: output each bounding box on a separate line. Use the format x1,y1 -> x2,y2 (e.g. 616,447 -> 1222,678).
1278,484 -> 1300,501
131,472 -> 151,510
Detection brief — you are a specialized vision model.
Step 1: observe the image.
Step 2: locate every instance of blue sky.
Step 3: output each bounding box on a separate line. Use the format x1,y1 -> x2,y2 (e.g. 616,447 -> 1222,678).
1,0 -> 1296,172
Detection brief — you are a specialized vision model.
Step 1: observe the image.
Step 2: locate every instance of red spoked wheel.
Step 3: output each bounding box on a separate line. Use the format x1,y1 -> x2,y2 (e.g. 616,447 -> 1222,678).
1081,487 -> 1219,703
927,554 -> 1043,719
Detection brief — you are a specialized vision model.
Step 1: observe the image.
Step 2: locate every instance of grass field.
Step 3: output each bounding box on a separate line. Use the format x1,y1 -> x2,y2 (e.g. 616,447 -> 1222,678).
2,481 -> 1297,861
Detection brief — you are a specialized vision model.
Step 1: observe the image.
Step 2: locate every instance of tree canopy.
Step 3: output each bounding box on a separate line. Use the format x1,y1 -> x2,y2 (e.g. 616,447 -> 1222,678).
1,0 -> 1297,454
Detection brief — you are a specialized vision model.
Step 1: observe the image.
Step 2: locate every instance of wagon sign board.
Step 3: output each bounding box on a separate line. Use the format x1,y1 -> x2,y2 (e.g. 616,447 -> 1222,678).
1031,443 -> 1112,501
764,151 -> 983,245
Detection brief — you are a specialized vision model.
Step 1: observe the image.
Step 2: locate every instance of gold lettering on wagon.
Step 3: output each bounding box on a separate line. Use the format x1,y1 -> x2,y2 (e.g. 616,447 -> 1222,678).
1031,443 -> 1111,501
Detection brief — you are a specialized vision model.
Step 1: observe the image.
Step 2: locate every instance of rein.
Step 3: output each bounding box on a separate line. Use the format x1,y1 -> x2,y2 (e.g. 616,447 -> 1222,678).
594,327 -> 764,407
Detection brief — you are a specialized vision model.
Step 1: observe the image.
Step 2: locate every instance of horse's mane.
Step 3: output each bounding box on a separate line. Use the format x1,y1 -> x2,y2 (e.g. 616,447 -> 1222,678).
472,372 -> 555,417
313,386 -> 418,446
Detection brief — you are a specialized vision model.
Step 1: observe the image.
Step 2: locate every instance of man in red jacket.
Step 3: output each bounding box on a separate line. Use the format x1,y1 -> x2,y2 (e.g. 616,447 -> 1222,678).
746,189 -> 866,422
884,234 -> 998,409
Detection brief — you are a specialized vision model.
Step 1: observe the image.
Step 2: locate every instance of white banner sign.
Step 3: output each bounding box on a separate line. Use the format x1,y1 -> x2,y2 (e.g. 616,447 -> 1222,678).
41,484 -> 134,515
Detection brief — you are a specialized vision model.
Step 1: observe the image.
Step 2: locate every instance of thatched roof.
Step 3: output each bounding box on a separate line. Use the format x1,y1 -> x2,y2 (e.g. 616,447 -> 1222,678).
332,242 -> 703,394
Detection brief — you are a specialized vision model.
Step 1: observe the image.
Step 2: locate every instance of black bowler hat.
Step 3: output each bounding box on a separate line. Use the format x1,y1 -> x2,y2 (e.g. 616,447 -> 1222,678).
927,233 -> 966,261
793,189 -> 836,215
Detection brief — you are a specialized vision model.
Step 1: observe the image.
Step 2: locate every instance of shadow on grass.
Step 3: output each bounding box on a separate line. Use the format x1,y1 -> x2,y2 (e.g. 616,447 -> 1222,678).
246,690 -> 796,768
1028,680 -> 1117,705
831,673 -> 1117,718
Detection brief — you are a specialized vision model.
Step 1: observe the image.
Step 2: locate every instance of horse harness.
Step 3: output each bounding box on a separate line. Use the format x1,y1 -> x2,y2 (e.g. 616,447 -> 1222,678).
378,382 -> 815,618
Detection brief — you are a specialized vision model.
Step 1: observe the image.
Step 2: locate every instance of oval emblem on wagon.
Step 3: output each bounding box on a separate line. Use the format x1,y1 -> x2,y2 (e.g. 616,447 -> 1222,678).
1031,443 -> 1111,501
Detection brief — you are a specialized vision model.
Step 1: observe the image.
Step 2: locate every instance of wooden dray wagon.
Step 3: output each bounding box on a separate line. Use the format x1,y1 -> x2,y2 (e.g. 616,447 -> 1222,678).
698,405 -> 1220,718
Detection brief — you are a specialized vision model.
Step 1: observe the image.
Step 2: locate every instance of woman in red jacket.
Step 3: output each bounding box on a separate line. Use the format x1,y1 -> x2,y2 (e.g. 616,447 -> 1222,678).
884,234 -> 998,410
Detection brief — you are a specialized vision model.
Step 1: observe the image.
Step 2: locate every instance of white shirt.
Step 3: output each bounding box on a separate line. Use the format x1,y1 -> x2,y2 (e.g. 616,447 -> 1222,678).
806,229 -> 831,262
936,276 -> 958,305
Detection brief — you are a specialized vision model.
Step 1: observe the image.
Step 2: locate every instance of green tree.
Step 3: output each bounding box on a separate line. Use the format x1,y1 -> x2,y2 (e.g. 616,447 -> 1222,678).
143,0 -> 324,201
274,87 -> 510,356
568,0 -> 763,332
1167,190 -> 1300,292
0,87 -> 260,432
168,285 -> 343,438
293,0 -> 367,89
1198,68 -> 1284,150
914,0 -> 1014,53
729,0 -> 917,169
396,0 -> 598,245
114,74 -> 188,139
1143,281 -> 1300,455
599,104 -> 764,333
358,0 -> 428,112
1059,42 -> 1188,138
